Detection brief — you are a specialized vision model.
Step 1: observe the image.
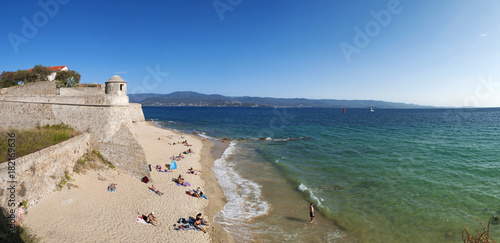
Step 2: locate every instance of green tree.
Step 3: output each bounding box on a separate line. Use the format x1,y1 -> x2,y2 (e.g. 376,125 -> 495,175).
30,65 -> 52,82
56,70 -> 81,86
0,71 -> 18,88
16,69 -> 38,84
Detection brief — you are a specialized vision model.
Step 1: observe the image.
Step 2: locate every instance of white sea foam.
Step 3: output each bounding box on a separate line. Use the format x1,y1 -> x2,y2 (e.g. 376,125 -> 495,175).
191,130 -> 216,140
213,141 -> 270,241
298,183 -> 323,206
246,137 -> 310,142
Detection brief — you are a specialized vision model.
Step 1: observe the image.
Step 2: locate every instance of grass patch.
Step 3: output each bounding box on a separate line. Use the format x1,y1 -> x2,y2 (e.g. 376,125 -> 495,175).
73,158 -> 87,174
93,149 -> 115,168
73,150 -> 115,174
0,124 -> 81,163
57,171 -> 73,190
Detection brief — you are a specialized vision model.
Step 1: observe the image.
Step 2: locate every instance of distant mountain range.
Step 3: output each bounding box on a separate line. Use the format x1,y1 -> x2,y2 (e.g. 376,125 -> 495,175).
128,91 -> 432,109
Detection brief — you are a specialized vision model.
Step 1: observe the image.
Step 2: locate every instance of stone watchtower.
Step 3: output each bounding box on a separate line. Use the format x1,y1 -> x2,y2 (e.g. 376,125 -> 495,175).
105,75 -> 128,105
105,75 -> 127,95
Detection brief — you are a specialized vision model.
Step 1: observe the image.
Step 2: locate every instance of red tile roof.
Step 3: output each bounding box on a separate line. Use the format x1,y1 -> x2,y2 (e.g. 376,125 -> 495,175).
48,65 -> 67,71
28,65 -> 67,71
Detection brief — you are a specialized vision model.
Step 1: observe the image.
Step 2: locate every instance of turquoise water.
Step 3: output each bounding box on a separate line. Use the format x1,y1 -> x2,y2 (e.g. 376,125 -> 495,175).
144,107 -> 500,242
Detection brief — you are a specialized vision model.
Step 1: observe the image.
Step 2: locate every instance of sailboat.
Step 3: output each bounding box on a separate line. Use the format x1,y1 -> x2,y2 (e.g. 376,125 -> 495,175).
370,106 -> 374,112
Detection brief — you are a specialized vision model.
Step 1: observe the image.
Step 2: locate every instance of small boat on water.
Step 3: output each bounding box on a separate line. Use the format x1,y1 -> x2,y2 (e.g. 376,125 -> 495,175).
370,106 -> 374,112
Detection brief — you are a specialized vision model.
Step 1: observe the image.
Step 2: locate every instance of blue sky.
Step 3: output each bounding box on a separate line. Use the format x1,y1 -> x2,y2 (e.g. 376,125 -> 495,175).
2,0 -> 500,107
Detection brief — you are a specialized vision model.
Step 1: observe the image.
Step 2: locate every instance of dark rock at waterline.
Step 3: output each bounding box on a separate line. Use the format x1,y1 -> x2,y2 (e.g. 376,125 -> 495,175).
259,137 -> 267,141
220,138 -> 231,142
334,185 -> 343,190
193,132 -> 199,135
492,215 -> 499,225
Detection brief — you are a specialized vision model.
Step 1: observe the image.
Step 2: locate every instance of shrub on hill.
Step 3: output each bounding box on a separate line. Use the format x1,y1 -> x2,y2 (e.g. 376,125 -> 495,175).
0,65 -> 53,88
55,70 -> 81,86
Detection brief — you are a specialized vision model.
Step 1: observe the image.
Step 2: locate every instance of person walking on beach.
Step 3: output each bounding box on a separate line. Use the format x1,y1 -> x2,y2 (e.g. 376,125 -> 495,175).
309,203 -> 315,224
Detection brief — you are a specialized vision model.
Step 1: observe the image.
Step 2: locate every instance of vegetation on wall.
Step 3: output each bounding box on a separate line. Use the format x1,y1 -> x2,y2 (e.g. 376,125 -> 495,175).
73,149 -> 116,174
55,70 -> 81,86
0,124 -> 81,162
0,65 -> 53,88
0,65 -> 81,88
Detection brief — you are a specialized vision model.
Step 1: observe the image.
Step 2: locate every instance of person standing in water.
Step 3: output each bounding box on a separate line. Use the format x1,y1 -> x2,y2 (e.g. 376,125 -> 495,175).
309,203 -> 315,224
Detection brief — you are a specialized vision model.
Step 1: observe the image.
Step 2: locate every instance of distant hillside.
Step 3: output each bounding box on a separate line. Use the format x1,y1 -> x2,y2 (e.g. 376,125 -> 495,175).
129,91 -> 432,109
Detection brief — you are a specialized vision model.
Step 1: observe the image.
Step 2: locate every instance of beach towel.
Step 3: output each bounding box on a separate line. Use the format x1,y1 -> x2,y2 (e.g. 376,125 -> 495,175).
149,188 -> 163,196
176,182 -> 190,187
175,224 -> 197,231
188,218 -> 208,226
107,184 -> 116,192
185,191 -> 207,199
135,216 -> 152,225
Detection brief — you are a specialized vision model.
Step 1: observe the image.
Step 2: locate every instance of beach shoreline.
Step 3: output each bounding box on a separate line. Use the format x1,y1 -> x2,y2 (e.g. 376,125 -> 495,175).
149,121 -> 233,242
22,121 -> 232,242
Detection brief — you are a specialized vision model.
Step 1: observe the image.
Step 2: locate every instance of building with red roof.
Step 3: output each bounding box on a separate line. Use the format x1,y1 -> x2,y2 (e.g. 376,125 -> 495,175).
28,65 -> 69,81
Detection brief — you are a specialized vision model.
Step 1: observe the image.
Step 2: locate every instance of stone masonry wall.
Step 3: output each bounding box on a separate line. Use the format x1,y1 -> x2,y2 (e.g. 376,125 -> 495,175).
0,101 -> 148,176
59,87 -> 105,96
129,103 -> 146,123
0,81 -> 59,96
0,133 -> 91,209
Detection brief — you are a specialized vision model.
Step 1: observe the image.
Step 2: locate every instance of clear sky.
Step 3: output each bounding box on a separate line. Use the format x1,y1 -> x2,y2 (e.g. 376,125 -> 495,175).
2,0 -> 500,107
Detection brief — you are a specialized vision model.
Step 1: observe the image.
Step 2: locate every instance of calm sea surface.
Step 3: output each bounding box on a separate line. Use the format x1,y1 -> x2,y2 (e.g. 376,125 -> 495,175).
143,107 -> 500,242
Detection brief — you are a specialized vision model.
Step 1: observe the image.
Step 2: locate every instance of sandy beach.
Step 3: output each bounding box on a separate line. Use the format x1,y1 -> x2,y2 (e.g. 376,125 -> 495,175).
23,121 -> 232,242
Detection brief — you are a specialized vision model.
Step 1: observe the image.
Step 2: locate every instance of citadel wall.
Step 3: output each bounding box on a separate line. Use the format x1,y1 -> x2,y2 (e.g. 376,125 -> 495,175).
0,77 -> 149,209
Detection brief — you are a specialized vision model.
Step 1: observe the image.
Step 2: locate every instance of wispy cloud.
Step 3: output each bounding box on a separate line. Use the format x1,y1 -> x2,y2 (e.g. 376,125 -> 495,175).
479,33 -> 488,37
114,71 -> 127,74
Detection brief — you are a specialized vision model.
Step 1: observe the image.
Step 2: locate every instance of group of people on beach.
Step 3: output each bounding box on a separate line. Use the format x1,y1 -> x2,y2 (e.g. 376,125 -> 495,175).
175,213 -> 209,233
168,139 -> 191,147
139,135 -> 209,234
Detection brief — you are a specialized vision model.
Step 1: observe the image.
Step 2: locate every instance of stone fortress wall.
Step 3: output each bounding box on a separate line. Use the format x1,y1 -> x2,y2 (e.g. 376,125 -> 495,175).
0,76 -> 148,208
0,134 -> 91,208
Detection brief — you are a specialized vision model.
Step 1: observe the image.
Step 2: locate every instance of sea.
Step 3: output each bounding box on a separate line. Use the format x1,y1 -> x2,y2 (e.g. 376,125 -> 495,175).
143,106 -> 500,242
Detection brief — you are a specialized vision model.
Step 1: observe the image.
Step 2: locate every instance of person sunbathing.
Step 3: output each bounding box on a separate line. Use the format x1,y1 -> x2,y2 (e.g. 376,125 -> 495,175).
155,165 -> 168,172
177,174 -> 186,185
108,183 -> 117,192
178,153 -> 184,158
186,187 -> 203,198
150,185 -> 164,195
195,187 -> 204,197
196,213 -> 209,226
147,212 -> 157,226
188,167 -> 202,175
194,218 -> 206,233
186,190 -> 198,197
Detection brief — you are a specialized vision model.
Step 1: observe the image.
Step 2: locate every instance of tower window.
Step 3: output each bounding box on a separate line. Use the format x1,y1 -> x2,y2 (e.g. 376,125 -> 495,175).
120,84 -> 124,91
